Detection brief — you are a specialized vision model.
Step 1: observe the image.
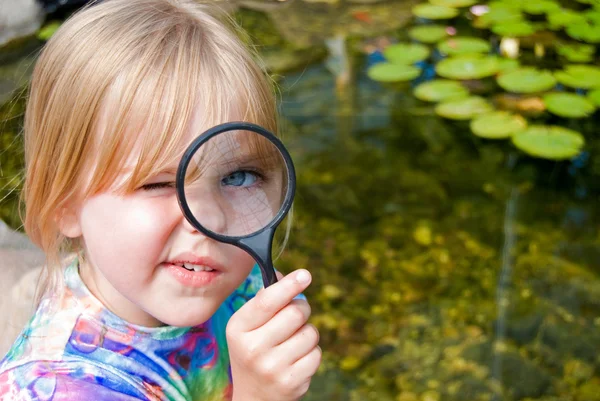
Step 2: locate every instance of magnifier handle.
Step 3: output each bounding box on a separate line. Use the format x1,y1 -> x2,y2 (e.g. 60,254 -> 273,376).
238,229 -> 278,288
259,261 -> 278,288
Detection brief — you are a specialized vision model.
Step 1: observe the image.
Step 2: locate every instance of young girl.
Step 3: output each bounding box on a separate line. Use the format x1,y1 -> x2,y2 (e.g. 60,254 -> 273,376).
0,0 -> 321,400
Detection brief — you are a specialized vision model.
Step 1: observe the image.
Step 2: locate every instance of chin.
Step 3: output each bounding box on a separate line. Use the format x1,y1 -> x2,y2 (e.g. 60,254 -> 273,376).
156,309 -> 217,328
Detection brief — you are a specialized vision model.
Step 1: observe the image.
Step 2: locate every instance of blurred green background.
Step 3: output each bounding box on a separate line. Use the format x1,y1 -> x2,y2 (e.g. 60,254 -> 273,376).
1,0 -> 600,400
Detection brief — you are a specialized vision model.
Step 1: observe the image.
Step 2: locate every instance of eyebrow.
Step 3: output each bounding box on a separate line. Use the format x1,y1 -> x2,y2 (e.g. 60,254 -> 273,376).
216,152 -> 279,168
120,166 -> 178,176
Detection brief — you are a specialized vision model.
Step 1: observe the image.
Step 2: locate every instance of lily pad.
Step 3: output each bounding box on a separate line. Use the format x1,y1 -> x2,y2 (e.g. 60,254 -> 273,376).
474,5 -> 522,28
547,9 -> 587,29
437,37 -> 491,55
435,96 -> 494,120
511,125 -> 585,160
543,93 -> 596,118
408,25 -> 449,43
556,43 -> 595,63
588,89 -> 600,107
522,0 -> 560,15
585,9 -> 600,25
487,0 -> 524,9
497,68 -> 556,93
384,43 -> 430,64
554,65 -> 600,89
430,0 -> 478,7
367,62 -> 421,82
566,21 -> 600,43
491,20 -> 536,37
495,57 -> 520,72
37,21 -> 62,41
412,4 -> 460,20
436,55 -> 501,79
413,79 -> 470,102
470,111 -> 527,139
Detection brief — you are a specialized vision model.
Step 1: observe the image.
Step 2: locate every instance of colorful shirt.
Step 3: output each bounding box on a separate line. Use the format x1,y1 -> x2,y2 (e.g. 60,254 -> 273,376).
0,260 -> 271,400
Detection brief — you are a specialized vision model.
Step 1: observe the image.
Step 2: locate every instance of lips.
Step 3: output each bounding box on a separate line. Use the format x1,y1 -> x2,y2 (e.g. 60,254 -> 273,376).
166,253 -> 225,273
174,263 -> 214,272
163,254 -> 224,288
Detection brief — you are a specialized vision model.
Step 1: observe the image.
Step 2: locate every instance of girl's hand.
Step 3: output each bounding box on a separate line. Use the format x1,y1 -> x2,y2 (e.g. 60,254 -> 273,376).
226,269 -> 321,401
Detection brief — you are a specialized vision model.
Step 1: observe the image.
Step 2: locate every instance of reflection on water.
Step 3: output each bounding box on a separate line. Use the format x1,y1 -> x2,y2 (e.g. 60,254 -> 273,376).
1,2 -> 600,400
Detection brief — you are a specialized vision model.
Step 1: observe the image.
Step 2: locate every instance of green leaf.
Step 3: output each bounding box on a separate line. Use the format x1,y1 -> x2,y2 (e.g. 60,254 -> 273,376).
437,37 -> 491,56
543,93 -> 596,118
474,5 -> 522,28
413,79 -> 470,102
511,125 -> 585,160
37,21 -> 62,41
470,111 -> 527,138
412,4 -> 460,19
367,63 -> 421,82
430,0 -> 478,7
556,43 -> 595,63
384,43 -> 430,65
554,65 -> 600,89
408,25 -> 449,43
566,21 -> 600,43
495,57 -> 520,72
491,20 -> 536,37
436,55 -> 501,79
435,96 -> 494,120
547,9 -> 587,29
497,68 -> 556,93
522,0 -> 560,15
588,88 -> 600,107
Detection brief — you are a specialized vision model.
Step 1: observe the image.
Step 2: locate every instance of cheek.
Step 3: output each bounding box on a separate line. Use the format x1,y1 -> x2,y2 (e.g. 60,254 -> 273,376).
228,245 -> 256,276
80,195 -> 176,260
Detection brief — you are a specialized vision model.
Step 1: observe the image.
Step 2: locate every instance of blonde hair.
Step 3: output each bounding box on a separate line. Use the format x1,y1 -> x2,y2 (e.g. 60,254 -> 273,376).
23,0 -> 281,305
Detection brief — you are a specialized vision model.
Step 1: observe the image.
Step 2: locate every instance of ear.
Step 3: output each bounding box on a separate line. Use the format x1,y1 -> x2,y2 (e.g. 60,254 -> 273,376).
56,206 -> 83,238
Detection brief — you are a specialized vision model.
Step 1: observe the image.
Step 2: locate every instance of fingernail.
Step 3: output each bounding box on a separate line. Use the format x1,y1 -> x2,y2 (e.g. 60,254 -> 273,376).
295,270 -> 311,284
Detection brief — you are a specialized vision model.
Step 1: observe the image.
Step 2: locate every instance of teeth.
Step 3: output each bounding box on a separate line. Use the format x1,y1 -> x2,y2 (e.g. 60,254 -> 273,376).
183,263 -> 214,272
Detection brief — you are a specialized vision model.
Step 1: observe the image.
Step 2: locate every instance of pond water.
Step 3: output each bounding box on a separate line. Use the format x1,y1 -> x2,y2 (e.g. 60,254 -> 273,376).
1,1 -> 600,400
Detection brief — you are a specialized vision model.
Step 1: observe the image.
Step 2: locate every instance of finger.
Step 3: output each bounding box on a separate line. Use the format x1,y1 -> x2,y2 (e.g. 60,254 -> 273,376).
236,269 -> 312,331
273,323 -> 319,364
290,345 -> 322,382
276,271 -> 284,281
259,300 -> 311,347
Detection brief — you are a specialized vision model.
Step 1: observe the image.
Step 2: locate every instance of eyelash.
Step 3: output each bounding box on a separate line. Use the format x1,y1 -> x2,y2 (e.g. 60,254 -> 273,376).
141,182 -> 175,191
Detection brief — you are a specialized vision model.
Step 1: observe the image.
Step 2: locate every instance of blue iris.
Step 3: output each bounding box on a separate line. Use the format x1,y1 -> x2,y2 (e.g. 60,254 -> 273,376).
222,171 -> 257,187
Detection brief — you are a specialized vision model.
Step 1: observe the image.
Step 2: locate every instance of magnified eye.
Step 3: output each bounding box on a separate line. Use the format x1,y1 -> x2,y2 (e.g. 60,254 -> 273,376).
222,170 -> 259,187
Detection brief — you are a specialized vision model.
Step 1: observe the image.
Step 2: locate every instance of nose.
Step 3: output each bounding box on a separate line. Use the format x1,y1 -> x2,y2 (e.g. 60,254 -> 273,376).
180,188 -> 227,235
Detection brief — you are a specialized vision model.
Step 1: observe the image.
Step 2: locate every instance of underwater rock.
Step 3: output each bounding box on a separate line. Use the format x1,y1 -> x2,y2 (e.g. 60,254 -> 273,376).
0,0 -> 44,47
462,341 -> 552,399
0,55 -> 37,106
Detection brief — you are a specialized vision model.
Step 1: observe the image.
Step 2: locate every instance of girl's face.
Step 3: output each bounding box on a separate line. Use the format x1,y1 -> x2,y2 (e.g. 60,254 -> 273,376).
62,114 -> 277,327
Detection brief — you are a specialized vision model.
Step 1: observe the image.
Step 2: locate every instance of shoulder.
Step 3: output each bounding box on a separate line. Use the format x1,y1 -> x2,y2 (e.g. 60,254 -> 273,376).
0,361 -> 146,401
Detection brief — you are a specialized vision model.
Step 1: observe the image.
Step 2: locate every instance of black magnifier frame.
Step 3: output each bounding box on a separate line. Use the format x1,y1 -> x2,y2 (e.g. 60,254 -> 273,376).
176,121 -> 296,288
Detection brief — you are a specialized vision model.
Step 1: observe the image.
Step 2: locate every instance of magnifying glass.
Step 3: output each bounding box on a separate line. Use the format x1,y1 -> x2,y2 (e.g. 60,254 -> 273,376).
176,122 -> 295,288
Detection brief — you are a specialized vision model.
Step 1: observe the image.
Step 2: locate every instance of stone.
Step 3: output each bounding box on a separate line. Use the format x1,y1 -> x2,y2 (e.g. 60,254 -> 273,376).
0,0 -> 45,47
0,220 -> 44,357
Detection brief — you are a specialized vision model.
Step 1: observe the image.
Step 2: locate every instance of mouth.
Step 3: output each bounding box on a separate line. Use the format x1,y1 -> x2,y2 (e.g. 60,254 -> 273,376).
163,255 -> 224,288
171,262 -> 215,272
165,253 -> 225,273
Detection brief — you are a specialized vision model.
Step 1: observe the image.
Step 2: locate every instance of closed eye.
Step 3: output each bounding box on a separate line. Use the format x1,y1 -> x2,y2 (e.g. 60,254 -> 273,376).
140,182 -> 175,191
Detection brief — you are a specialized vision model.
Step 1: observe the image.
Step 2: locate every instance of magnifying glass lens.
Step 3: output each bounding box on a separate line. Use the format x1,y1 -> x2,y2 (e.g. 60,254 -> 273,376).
182,130 -> 288,237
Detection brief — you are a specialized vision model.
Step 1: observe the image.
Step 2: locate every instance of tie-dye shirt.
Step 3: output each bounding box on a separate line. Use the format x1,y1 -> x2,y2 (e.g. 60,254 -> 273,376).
0,260 -> 269,400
